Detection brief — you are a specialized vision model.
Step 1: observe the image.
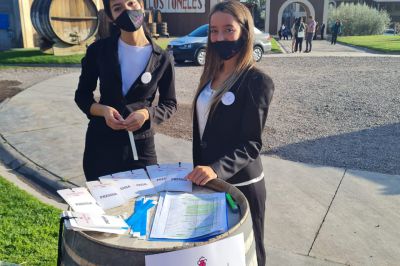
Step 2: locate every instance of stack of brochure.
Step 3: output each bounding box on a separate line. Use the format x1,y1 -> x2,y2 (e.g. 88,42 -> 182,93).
150,192 -> 228,241
57,162 -> 196,235
62,211 -> 129,234
99,169 -> 157,200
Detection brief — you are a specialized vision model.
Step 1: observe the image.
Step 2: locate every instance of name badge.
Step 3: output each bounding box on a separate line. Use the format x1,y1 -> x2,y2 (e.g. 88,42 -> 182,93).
141,72 -> 152,84
222,92 -> 235,106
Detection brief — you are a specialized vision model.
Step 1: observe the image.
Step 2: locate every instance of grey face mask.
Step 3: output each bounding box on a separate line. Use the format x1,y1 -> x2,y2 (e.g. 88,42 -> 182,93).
114,9 -> 144,32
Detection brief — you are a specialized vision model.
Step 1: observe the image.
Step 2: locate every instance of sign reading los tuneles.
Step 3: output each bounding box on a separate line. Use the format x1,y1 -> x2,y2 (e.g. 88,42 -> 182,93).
146,0 -> 205,13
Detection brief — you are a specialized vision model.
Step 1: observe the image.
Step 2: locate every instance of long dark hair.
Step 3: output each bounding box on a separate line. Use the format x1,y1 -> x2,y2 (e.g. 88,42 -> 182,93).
192,1 -> 255,118
102,0 -> 151,39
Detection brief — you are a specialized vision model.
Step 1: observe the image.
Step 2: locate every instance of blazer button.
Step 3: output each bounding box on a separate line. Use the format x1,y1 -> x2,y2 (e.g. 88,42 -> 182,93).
200,141 -> 207,149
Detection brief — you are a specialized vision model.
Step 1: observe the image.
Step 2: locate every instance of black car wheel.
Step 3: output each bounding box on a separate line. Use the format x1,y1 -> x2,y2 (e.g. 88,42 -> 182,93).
195,48 -> 206,66
253,46 -> 263,62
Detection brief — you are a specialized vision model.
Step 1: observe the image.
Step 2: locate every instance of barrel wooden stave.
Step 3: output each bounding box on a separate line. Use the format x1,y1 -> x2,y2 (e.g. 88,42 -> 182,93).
30,0 -> 99,45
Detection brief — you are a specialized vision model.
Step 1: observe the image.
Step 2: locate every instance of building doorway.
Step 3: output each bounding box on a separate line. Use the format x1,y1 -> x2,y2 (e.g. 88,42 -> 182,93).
281,3 -> 308,32
277,0 -> 315,33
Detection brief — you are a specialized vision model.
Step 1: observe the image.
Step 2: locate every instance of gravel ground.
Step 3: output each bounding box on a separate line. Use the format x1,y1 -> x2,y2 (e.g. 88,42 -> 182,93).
159,56 -> 400,175
1,57 -> 399,175
0,66 -> 79,102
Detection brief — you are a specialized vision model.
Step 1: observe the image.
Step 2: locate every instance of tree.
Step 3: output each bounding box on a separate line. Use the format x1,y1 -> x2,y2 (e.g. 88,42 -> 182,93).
328,3 -> 390,36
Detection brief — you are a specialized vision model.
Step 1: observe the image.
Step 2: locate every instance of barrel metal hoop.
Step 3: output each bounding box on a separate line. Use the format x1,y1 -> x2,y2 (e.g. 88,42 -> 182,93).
63,238 -> 97,266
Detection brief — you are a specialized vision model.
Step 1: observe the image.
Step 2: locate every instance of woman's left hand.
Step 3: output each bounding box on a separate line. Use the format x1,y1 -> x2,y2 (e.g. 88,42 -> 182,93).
123,108 -> 149,132
186,166 -> 217,186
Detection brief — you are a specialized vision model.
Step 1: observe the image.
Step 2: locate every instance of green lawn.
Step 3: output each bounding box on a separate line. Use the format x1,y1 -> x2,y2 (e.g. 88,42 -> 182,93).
271,38 -> 283,53
0,176 -> 60,266
338,35 -> 400,53
0,49 -> 84,65
154,37 -> 174,50
0,38 -> 172,65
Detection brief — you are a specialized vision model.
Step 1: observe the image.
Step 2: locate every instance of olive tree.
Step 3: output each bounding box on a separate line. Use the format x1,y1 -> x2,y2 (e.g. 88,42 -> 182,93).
328,3 -> 390,36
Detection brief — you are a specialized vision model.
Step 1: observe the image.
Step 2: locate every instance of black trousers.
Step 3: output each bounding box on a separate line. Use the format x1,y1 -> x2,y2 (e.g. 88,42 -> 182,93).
83,136 -> 157,181
295,37 -> 303,52
331,34 -> 338,44
236,178 -> 267,266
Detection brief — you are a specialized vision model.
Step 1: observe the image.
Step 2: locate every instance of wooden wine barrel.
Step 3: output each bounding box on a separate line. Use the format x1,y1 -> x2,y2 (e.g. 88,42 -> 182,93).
60,179 -> 257,266
30,0 -> 99,45
149,22 -> 157,35
157,22 -> 168,34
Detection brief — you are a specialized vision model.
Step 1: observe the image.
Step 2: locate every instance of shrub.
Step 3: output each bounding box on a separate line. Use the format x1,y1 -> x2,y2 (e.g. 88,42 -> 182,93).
328,3 -> 390,36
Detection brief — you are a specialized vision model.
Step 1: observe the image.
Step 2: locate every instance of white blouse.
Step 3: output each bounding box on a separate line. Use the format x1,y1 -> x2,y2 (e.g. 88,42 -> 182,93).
118,38 -> 152,96
196,82 -> 215,140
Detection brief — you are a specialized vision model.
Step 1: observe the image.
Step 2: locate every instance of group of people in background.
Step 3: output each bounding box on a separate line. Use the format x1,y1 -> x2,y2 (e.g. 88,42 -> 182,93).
279,17 -> 342,53
290,16 -> 317,53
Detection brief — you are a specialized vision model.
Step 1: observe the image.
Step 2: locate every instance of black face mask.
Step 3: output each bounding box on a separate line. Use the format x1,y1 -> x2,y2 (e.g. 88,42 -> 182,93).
210,39 -> 244,60
114,9 -> 144,32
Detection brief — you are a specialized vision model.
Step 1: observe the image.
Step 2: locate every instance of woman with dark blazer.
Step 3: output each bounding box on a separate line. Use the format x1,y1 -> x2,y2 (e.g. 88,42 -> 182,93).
186,1 -> 274,265
75,0 -> 176,181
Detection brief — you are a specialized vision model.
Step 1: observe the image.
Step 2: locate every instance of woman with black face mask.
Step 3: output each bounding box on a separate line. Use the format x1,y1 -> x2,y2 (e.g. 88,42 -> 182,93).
75,0 -> 176,181
185,1 -> 274,265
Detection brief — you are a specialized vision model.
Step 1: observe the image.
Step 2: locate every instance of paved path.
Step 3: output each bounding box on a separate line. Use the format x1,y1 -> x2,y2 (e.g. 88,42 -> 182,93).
1,73 -> 400,265
275,39 -> 400,57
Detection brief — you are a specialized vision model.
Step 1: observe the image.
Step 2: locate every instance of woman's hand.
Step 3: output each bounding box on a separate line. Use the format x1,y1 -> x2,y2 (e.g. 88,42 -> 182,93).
123,108 -> 149,132
102,106 -> 126,130
186,166 -> 217,186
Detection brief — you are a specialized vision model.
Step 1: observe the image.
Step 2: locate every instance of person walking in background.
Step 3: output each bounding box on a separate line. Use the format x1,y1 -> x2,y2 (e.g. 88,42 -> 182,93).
186,1 -> 274,265
279,24 -> 286,40
320,23 -> 326,40
293,17 -> 306,53
313,21 -> 319,40
305,16 -> 316,53
282,26 -> 289,40
290,19 -> 297,53
331,19 -> 342,45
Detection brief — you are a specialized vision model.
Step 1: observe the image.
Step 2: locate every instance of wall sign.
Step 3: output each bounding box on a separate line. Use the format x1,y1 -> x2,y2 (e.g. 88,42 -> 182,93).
146,0 -> 205,13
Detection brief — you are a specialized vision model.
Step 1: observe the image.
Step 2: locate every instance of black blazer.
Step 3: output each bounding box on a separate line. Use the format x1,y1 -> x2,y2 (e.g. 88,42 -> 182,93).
75,34 -> 177,144
193,67 -> 274,185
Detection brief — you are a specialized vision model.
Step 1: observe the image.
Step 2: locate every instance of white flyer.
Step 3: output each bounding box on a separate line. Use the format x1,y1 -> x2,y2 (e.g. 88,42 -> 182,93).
57,187 -> 104,214
86,181 -> 126,210
99,172 -> 138,200
63,211 -> 128,235
146,163 -> 193,192
146,164 -> 169,192
129,169 -> 157,196
164,163 -> 193,192
145,234 -> 246,266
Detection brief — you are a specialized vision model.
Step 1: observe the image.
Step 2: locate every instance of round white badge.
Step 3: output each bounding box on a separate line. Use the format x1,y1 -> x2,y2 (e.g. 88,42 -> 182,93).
141,72 -> 152,84
222,92 -> 235,106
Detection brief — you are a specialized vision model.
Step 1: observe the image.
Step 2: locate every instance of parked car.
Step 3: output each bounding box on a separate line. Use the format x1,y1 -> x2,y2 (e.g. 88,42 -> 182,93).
383,28 -> 396,36
167,24 -> 272,65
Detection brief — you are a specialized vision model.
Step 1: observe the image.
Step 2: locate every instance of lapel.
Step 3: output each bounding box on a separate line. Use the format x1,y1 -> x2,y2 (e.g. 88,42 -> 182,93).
106,34 -> 163,103
200,72 -> 248,141
108,35 -> 122,88
124,38 -> 163,101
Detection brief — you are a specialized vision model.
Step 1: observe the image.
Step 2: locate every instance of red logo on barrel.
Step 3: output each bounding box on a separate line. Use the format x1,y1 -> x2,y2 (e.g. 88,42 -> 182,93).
197,256 -> 207,266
